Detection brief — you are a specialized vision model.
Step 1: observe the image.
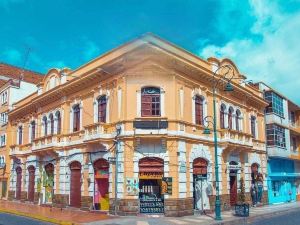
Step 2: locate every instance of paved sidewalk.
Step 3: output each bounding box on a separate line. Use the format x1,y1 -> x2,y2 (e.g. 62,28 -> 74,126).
85,201 -> 300,225
0,200 -> 112,225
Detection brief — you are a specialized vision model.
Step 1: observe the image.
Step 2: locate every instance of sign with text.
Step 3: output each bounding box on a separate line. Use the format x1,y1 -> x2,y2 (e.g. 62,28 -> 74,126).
161,177 -> 172,195
133,120 -> 168,129
139,172 -> 163,179
126,178 -> 139,196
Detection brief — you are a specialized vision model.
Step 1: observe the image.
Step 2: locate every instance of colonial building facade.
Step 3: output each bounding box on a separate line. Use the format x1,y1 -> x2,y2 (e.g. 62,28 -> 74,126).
256,82 -> 300,204
7,34 -> 268,216
0,63 -> 42,199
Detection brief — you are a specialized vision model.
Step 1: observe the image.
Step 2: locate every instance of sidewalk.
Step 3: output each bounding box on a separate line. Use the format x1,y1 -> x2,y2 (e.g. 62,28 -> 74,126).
0,200 -> 112,225
85,201 -> 300,225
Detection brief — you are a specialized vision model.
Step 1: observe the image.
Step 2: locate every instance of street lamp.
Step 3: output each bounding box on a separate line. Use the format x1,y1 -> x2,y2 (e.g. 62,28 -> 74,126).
114,124 -> 122,215
202,64 -> 236,220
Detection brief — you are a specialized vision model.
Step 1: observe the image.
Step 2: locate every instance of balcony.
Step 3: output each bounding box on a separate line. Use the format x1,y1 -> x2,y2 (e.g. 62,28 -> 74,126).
83,122 -> 113,142
289,121 -> 300,134
267,146 -> 290,158
219,129 -> 253,147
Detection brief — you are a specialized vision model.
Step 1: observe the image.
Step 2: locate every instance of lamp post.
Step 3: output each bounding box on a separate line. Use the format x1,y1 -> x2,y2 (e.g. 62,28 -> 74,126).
114,124 -> 122,215
203,64 -> 236,220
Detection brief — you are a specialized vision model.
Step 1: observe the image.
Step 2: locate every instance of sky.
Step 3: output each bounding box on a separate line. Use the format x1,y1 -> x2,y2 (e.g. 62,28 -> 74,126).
1,0 -> 300,103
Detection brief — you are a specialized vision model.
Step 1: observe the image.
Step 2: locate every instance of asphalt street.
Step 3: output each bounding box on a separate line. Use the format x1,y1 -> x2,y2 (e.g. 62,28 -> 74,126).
0,208 -> 299,225
0,213 -> 53,225
248,209 -> 300,225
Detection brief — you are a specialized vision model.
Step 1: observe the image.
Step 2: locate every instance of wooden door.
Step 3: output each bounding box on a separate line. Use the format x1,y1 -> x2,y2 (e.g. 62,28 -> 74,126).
16,167 -> 22,200
230,175 -> 237,206
28,166 -> 35,202
70,161 -> 81,208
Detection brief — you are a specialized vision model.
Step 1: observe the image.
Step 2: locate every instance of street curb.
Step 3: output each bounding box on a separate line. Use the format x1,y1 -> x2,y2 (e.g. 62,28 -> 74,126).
211,207 -> 300,225
0,208 -> 77,225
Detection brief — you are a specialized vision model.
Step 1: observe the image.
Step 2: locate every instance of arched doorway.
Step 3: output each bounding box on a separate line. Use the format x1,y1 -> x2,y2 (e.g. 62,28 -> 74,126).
27,166 -> 35,202
70,161 -> 81,208
16,166 -> 22,200
229,161 -> 238,206
193,157 -> 210,211
139,157 -> 164,214
93,159 -> 109,210
44,163 -> 54,204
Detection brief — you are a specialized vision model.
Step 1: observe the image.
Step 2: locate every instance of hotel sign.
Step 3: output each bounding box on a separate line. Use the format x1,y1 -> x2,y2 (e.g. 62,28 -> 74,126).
139,172 -> 163,179
227,165 -> 241,170
133,121 -> 168,129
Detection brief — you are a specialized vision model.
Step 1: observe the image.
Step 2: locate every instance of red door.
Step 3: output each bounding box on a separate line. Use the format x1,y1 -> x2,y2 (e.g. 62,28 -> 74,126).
230,175 -> 237,206
16,167 -> 22,200
70,161 -> 81,208
94,159 -> 109,210
28,166 -> 35,202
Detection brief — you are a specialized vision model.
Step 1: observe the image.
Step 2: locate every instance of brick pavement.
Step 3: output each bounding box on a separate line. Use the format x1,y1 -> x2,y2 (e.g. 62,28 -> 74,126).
0,200 -> 112,225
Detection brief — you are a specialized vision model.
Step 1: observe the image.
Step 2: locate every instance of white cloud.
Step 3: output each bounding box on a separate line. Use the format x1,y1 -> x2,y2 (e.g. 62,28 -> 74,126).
200,0 -> 300,104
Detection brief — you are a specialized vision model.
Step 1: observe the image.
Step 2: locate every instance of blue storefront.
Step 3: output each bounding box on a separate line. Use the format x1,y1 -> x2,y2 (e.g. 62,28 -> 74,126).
267,158 -> 297,204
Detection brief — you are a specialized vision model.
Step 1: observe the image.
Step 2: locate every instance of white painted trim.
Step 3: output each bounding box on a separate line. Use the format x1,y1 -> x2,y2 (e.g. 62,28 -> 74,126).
117,88 -> 122,120
136,90 -> 141,117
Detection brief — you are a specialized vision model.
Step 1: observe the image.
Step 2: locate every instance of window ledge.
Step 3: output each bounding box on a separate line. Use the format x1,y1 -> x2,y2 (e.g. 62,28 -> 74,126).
266,112 -> 285,119
135,117 -> 168,120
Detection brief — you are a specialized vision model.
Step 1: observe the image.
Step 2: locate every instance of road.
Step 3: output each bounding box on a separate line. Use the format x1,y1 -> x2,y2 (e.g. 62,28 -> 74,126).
249,209 -> 300,225
0,208 -> 299,225
0,213 -> 53,225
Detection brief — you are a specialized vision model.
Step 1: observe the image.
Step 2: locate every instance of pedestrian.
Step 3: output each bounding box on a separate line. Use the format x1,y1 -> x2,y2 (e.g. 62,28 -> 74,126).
251,184 -> 257,207
257,173 -> 264,204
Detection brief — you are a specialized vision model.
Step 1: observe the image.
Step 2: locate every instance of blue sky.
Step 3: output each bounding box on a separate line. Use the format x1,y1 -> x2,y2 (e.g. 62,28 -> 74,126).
1,0 -> 300,103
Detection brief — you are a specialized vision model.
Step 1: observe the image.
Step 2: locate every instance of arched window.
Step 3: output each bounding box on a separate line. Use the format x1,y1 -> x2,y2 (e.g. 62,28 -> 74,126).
49,114 -> 54,135
56,111 -> 61,134
73,105 -> 80,132
220,104 -> 226,129
97,95 -> 107,123
141,87 -> 161,117
236,110 -> 241,131
195,95 -> 204,125
251,116 -> 256,138
18,126 -> 23,145
31,121 -> 36,141
228,107 -> 234,129
43,116 -> 48,136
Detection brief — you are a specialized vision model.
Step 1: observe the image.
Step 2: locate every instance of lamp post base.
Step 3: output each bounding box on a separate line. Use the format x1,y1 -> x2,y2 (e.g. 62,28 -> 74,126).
215,199 -> 222,220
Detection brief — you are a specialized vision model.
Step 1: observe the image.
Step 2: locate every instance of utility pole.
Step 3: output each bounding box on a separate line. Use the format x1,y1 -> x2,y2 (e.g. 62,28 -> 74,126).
114,124 -> 121,215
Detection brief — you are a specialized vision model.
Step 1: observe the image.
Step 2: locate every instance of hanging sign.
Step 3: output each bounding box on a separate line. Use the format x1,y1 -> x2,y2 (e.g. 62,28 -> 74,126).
126,178 -> 139,196
139,172 -> 163,179
161,177 -> 172,195
227,165 -> 241,171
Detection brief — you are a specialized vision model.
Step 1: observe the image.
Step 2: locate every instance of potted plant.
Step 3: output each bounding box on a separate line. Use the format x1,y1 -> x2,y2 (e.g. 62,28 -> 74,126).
234,177 -> 250,217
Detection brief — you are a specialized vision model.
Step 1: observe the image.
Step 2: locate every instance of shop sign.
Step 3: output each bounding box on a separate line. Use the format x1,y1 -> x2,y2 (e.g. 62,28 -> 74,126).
108,157 -> 116,163
161,177 -> 172,195
227,165 -> 241,171
139,172 -> 163,179
126,178 -> 139,196
140,198 -> 164,213
95,169 -> 109,179
133,120 -> 168,129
